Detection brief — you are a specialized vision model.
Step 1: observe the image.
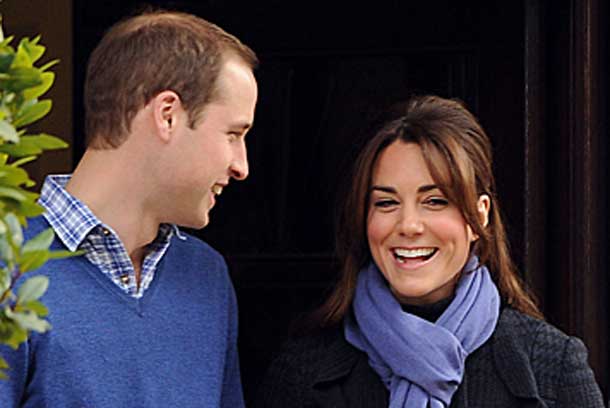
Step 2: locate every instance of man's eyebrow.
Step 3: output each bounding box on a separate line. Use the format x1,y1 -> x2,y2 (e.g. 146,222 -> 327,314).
230,121 -> 252,131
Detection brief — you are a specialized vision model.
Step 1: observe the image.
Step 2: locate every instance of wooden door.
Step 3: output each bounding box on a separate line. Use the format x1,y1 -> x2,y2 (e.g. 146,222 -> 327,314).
73,0 -> 608,403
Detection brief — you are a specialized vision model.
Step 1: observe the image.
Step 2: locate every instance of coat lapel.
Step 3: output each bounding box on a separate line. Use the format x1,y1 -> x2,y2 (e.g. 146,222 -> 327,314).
310,329 -> 358,408
310,329 -> 387,408
452,308 -> 549,408
490,309 -> 548,407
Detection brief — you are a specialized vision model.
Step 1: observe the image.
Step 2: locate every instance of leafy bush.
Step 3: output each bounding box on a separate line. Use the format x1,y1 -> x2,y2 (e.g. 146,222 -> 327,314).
0,26 -> 69,378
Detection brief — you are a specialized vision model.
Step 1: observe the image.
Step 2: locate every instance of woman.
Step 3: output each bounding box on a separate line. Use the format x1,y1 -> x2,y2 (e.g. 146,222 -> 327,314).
256,95 -> 604,407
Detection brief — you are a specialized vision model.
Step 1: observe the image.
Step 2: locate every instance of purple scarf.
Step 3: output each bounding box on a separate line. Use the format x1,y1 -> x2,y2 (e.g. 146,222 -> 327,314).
344,256 -> 500,408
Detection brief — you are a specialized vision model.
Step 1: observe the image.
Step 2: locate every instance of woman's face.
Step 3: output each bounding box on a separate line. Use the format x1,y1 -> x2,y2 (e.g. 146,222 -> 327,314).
366,141 -> 489,305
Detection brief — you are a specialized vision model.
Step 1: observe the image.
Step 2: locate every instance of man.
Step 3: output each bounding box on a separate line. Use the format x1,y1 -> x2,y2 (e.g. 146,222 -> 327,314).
0,10 -> 258,407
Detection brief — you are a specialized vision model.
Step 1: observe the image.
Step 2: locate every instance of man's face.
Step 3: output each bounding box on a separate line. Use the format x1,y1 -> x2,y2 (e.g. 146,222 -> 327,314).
166,58 -> 258,228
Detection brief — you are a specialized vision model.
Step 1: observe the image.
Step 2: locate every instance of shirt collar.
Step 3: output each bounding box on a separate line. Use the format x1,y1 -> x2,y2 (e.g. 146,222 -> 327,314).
38,174 -> 183,250
39,174 -> 102,251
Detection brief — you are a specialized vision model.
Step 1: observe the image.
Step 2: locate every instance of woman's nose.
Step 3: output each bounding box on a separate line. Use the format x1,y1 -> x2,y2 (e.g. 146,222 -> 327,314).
397,208 -> 424,237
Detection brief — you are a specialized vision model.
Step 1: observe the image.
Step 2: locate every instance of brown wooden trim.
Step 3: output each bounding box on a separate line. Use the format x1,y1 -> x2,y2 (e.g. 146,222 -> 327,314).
523,0 -> 547,310
525,0 -> 607,398
543,0 -> 608,397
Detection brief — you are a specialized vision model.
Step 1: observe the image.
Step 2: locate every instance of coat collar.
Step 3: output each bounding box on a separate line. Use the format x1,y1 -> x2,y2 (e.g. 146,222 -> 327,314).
310,308 -> 546,407
490,308 -> 543,400
311,327 -> 361,384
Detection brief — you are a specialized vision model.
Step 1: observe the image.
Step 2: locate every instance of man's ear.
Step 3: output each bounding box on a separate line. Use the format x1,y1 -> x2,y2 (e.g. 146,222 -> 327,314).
151,90 -> 182,142
477,194 -> 491,228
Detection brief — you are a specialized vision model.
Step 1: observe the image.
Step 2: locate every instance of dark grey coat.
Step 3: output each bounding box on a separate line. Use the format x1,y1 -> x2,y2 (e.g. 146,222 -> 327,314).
256,308 -> 604,407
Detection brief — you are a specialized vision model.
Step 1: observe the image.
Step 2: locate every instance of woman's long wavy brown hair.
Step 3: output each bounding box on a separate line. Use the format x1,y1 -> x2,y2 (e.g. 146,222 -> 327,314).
310,95 -> 542,330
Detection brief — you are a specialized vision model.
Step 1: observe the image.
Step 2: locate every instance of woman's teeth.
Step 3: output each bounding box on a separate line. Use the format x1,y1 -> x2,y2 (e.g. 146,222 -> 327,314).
211,185 -> 223,195
392,247 -> 436,262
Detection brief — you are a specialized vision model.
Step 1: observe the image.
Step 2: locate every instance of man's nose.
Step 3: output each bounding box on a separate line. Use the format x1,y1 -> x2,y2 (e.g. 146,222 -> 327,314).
230,142 -> 249,180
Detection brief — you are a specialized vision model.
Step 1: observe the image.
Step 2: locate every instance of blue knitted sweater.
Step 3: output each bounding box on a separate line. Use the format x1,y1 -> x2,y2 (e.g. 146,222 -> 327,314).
0,216 -> 244,407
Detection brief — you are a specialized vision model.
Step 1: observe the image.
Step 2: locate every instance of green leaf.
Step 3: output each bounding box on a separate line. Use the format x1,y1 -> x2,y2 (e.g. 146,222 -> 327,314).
0,50 -> 15,73
22,229 -> 54,253
0,315 -> 14,341
10,41 -> 31,69
0,134 -> 67,157
3,321 -> 27,349
22,71 -> 54,100
0,186 -> 26,201
19,300 -> 48,317
0,164 -> 34,186
0,355 -> 7,378
0,193 -> 43,219
17,276 -> 49,303
20,37 -> 45,64
4,213 -> 23,246
13,99 -> 51,128
18,250 -> 49,273
0,36 -> 15,47
0,235 -> 13,262
48,249 -> 80,259
0,67 -> 42,93
0,120 -> 19,143
17,200 -> 44,218
0,141 -> 40,156
27,134 -> 67,149
39,59 -> 59,72
0,267 -> 9,293
9,156 -> 37,168
6,309 -> 51,333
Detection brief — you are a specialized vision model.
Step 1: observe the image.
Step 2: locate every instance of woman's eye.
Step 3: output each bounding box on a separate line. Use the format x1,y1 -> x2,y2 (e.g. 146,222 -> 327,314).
424,197 -> 449,207
373,199 -> 398,208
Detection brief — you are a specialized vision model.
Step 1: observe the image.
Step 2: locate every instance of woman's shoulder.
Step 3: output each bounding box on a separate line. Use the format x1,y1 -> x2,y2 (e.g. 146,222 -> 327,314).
256,325 -> 360,408
269,325 -> 355,369
495,306 -> 585,370
493,307 -> 604,406
496,307 -> 576,354
497,307 -> 566,340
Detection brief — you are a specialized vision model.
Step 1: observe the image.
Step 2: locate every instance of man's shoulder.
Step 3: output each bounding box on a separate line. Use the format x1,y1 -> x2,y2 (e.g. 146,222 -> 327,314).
23,215 -> 52,240
165,230 -> 231,280
169,230 -> 223,260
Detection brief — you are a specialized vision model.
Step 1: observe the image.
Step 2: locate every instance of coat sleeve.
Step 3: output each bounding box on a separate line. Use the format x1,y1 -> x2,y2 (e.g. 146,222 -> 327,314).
555,336 -> 604,408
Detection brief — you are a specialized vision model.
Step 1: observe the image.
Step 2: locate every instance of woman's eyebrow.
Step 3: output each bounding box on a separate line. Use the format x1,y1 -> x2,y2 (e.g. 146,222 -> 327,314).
371,184 -> 440,194
418,184 -> 440,193
370,185 -> 397,194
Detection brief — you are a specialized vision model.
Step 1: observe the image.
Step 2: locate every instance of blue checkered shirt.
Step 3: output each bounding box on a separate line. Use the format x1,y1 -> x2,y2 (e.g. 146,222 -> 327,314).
39,174 -> 182,298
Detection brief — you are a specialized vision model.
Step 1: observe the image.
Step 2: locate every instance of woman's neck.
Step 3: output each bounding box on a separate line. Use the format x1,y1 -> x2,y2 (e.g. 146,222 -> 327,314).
401,296 -> 454,322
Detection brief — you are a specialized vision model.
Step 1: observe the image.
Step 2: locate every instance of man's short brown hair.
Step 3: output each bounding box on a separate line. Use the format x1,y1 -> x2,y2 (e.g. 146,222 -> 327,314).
84,11 -> 258,148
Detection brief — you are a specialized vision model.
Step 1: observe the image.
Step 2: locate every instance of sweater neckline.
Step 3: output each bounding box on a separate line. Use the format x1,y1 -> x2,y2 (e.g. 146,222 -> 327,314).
75,246 -> 168,316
